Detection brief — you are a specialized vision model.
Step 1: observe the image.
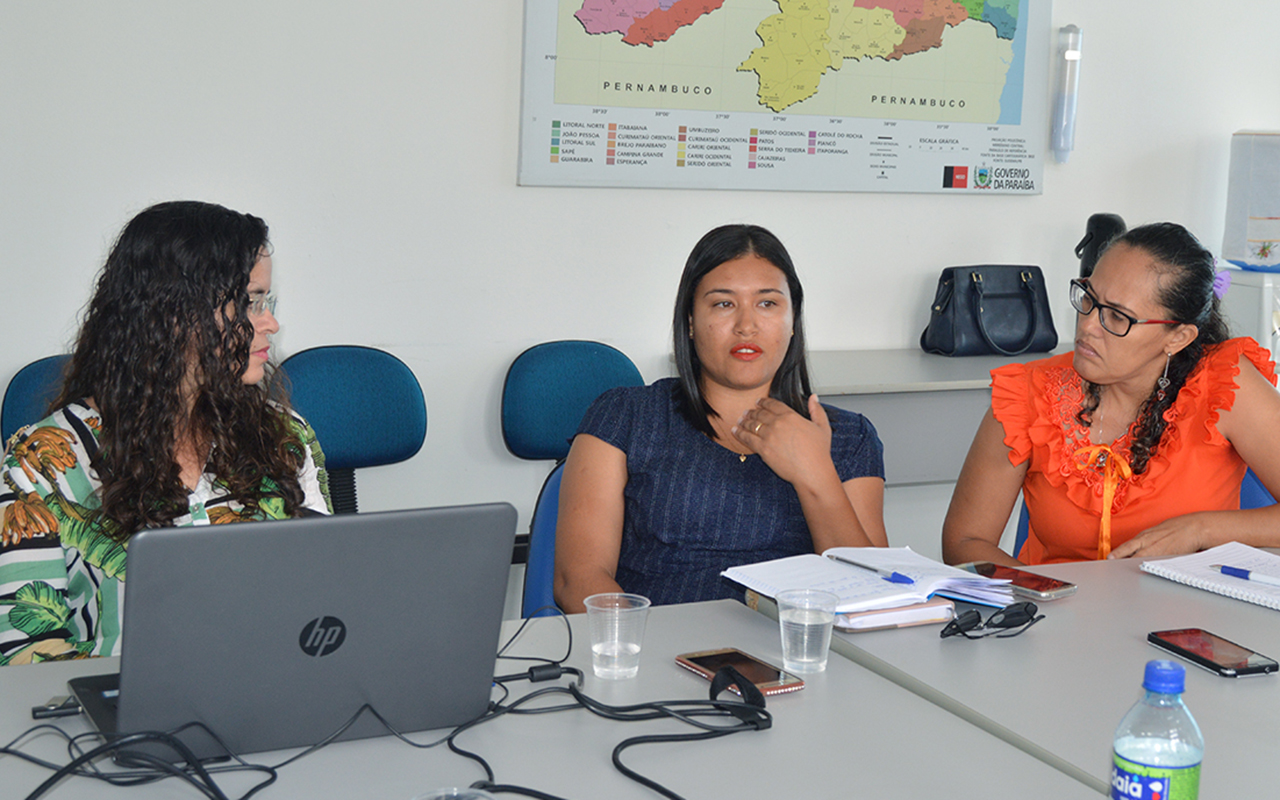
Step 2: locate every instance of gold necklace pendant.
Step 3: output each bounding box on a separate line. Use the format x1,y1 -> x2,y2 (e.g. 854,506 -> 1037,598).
739,454 -> 747,463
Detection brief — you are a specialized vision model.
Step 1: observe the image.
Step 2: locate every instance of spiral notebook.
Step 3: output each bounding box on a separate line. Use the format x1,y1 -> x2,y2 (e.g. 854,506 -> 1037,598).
722,546 -> 1013,613
1140,542 -> 1280,611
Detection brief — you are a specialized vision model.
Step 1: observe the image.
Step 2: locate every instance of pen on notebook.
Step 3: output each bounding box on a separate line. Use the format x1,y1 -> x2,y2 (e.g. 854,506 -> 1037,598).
1210,564 -> 1280,588
826,554 -> 914,585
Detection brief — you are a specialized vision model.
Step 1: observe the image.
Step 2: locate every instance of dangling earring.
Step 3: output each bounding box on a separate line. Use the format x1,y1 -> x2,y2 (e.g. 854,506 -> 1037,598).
1156,353 -> 1172,401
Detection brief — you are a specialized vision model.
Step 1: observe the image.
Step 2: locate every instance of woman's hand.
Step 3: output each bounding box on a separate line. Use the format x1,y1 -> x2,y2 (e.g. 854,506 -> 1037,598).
732,395 -> 833,490
732,395 -> 887,550
1109,513 -> 1216,559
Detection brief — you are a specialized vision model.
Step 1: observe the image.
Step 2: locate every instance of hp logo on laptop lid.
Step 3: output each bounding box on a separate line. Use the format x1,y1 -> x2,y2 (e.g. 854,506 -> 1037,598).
299,616 -> 347,656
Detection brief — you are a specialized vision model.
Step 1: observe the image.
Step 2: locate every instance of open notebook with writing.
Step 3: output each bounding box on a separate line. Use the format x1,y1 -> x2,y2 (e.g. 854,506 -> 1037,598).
722,546 -> 1013,613
1141,541 -> 1280,611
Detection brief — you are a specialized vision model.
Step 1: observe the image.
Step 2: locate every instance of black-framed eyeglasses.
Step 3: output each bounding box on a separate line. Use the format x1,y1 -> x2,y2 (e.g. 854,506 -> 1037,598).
1068,279 -> 1179,337
940,601 -> 1045,640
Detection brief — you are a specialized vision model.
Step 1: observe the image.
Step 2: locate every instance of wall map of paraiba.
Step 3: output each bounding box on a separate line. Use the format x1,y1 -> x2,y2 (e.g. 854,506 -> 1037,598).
558,0 -> 1024,123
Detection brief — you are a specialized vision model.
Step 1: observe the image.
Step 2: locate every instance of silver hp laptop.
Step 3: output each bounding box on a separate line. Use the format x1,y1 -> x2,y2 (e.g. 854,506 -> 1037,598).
69,503 -> 517,760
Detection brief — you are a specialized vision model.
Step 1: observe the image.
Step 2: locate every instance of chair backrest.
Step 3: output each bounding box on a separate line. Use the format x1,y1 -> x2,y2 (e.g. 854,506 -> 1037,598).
280,345 -> 427,514
2,355 -> 71,443
1014,467 -> 1276,560
501,340 -> 644,462
501,340 -> 643,617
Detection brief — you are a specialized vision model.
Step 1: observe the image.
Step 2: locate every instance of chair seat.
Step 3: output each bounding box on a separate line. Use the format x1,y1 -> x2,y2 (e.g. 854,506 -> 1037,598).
523,463 -> 565,617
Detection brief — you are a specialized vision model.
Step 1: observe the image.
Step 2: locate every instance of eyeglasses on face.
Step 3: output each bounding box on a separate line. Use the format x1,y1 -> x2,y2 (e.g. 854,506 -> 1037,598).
247,292 -> 277,318
1068,279 -> 1179,338
940,601 -> 1044,640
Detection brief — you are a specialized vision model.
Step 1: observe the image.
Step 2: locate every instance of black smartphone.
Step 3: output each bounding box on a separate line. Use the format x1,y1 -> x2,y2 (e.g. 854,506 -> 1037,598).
961,561 -> 1077,600
675,648 -> 804,696
1148,628 -> 1279,678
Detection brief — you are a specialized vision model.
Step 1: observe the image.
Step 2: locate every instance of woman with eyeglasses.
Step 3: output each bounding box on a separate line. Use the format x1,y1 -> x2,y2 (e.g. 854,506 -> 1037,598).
942,222 -> 1280,566
0,201 -> 331,665
554,224 -> 887,612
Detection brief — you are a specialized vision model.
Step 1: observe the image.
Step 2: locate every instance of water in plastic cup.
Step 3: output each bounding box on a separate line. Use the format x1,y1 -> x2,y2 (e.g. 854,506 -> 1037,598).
584,592 -> 651,679
411,789 -> 496,800
776,588 -> 838,673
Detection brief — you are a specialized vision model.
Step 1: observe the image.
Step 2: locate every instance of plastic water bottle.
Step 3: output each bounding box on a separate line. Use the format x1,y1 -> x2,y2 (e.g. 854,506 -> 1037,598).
1111,660 -> 1203,800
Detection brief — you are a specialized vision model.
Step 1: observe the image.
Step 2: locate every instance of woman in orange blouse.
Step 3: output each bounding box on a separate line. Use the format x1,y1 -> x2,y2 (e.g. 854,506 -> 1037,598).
942,222 -> 1280,565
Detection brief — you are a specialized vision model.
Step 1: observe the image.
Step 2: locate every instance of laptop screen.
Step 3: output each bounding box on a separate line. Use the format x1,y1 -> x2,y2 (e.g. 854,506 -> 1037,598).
73,503 -> 516,759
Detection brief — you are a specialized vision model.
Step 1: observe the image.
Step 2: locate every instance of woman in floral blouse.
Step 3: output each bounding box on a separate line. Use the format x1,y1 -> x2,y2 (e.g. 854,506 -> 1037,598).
0,201 -> 330,665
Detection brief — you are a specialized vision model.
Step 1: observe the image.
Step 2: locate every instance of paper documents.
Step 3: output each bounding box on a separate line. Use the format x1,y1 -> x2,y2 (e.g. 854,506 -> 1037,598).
1141,541 -> 1280,611
722,546 -> 1013,613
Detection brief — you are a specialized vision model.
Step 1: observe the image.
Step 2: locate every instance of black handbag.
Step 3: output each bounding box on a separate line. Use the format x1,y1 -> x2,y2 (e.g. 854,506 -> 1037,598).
920,265 -> 1058,357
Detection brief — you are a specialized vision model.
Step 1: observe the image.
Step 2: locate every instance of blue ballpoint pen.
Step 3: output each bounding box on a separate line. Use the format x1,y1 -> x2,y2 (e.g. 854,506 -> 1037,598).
1210,564 -> 1280,589
826,554 -> 914,585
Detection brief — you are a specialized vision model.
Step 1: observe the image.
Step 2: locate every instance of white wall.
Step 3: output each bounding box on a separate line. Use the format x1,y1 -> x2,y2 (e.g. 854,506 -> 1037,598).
4,1 -> 1280,550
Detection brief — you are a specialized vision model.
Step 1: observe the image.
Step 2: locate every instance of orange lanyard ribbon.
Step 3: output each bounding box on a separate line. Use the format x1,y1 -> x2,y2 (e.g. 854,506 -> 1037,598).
1073,444 -> 1133,559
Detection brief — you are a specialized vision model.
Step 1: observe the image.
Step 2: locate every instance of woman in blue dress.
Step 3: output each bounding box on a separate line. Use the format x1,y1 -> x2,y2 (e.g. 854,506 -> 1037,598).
554,224 -> 887,611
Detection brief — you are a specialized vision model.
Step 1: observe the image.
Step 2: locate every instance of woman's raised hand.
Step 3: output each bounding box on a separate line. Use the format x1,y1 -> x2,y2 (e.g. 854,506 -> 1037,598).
733,394 -> 833,488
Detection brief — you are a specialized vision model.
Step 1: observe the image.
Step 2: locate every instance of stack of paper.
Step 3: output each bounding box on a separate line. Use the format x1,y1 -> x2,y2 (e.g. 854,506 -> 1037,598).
1141,541 -> 1280,611
722,546 -> 1014,613
835,597 -> 956,632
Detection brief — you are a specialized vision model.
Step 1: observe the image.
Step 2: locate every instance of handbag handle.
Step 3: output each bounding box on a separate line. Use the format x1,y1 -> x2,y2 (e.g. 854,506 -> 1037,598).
972,270 -> 1039,356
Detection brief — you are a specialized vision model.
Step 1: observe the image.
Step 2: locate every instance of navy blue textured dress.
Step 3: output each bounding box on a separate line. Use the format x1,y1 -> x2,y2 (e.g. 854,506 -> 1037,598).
576,378 -> 884,605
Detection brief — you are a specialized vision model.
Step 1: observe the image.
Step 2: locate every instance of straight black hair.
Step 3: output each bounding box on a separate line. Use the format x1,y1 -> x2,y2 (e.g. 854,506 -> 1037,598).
671,224 -> 812,437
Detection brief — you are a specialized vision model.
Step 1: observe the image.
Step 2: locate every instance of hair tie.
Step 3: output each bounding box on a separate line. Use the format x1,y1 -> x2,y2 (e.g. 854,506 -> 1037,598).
1212,261 -> 1232,299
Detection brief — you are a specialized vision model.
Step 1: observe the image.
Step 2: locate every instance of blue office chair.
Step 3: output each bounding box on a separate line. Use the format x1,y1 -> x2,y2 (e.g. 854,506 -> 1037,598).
1012,503 -> 1031,560
2,355 -> 71,444
1240,468 -> 1276,510
280,345 -> 427,514
501,340 -> 643,617
1012,467 -> 1277,559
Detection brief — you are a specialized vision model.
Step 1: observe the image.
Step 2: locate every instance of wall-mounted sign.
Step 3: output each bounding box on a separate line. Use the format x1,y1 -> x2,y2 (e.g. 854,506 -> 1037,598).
519,0 -> 1050,194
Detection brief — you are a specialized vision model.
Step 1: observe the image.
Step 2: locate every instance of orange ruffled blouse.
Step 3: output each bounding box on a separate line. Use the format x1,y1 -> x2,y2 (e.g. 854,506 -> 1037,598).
991,338 -> 1277,564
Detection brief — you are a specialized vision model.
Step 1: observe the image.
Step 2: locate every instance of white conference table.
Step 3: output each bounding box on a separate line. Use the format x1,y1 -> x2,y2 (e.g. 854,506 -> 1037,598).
1,599 -> 1099,799
763,557 -> 1280,796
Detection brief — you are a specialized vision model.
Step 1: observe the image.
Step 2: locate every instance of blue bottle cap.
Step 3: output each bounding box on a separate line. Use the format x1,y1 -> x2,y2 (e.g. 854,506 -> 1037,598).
1143,659 -> 1185,694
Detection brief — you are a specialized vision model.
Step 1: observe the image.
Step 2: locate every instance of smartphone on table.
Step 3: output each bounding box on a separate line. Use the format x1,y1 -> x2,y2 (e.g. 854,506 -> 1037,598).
1148,628 -> 1279,678
675,648 -> 805,696
961,561 -> 1077,600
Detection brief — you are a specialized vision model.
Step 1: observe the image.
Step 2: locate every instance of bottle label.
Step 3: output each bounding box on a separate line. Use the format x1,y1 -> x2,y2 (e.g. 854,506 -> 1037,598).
1111,753 -> 1200,800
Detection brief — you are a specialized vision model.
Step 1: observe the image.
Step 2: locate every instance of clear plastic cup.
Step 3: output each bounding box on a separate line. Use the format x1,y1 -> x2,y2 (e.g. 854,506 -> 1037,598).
776,589 -> 838,673
411,789 -> 496,800
584,592 -> 651,679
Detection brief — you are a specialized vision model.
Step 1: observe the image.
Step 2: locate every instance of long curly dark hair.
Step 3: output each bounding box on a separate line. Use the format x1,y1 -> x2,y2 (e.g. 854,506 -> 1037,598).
54,200 -> 307,540
1076,222 -> 1230,474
